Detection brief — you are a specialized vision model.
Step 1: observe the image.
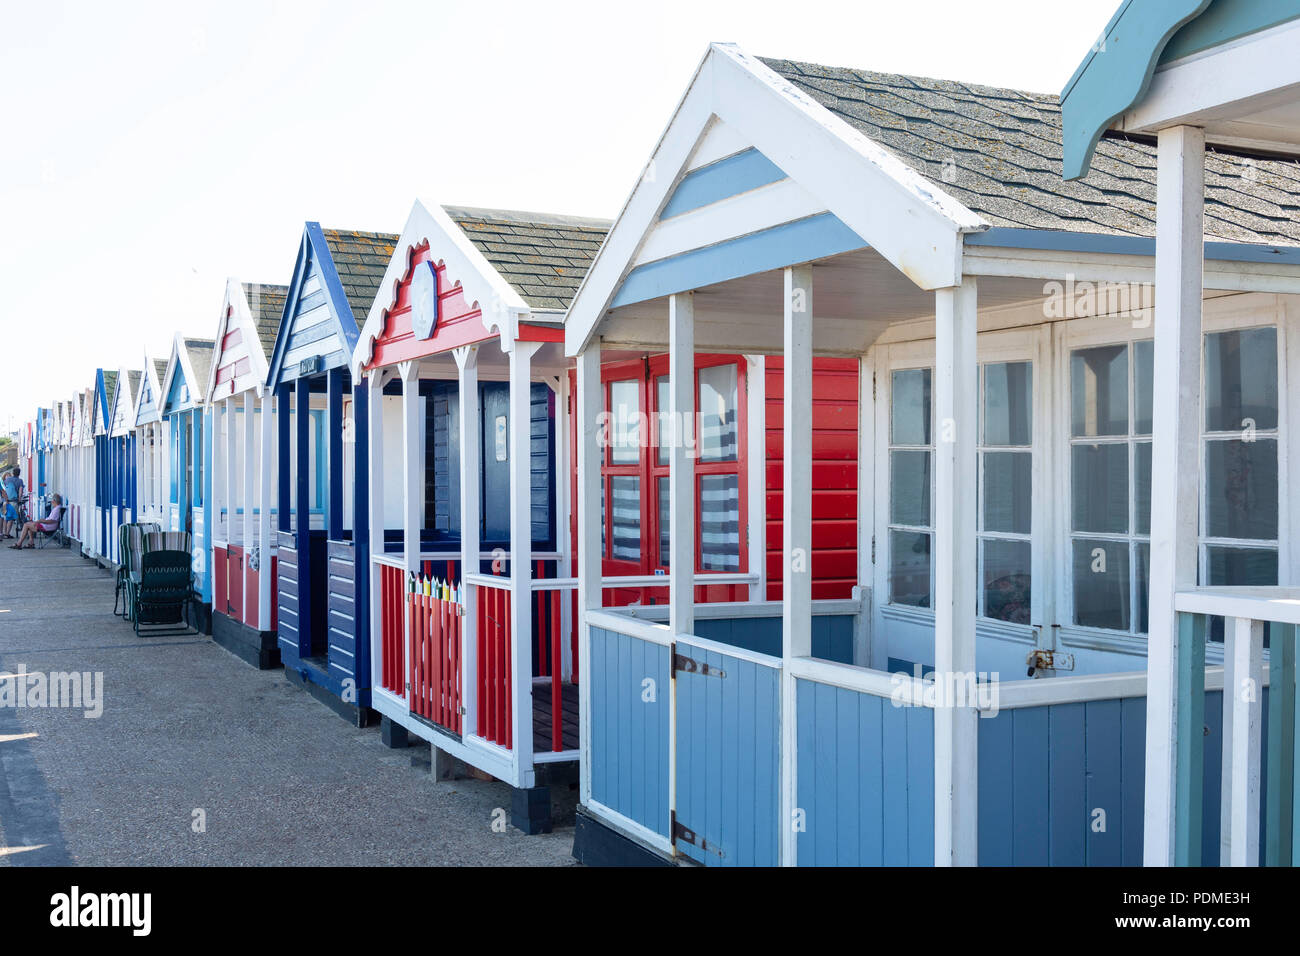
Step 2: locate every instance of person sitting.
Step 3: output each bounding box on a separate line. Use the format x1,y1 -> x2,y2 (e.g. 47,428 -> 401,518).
1,467 -> 23,539
11,493 -> 63,549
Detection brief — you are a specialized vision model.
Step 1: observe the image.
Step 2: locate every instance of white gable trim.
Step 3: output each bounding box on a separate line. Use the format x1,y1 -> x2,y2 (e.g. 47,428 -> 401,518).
160,333 -> 203,416
564,43 -> 987,357
109,367 -> 136,438
350,199 -> 530,378
133,352 -> 163,427
206,278 -> 274,403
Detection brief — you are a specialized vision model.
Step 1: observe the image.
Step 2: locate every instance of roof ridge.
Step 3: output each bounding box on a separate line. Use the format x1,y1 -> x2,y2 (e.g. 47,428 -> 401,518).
442,205 -> 613,230
758,55 -> 1058,102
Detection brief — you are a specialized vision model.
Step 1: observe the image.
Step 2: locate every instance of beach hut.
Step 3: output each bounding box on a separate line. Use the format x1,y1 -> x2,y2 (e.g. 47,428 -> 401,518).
264,224 -> 394,718
207,279 -> 288,667
68,388 -> 96,555
561,43 -> 1300,866
132,356 -> 170,527
1062,0 -> 1300,868
105,367 -> 141,547
160,334 -> 216,633
88,369 -> 117,564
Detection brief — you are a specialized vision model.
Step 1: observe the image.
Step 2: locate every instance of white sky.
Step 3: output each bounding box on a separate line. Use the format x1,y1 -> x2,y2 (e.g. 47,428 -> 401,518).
0,0 -> 1118,430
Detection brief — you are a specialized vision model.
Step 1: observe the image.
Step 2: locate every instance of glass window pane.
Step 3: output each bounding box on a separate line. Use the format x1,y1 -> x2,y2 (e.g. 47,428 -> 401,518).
1135,441 -> 1151,536
1205,438 -> 1278,540
656,376 -> 670,467
983,451 -> 1031,534
891,369 -> 931,446
1071,345 -> 1128,437
657,475 -> 669,567
983,362 -> 1032,446
1134,339 -> 1154,435
1206,546 -> 1278,586
609,476 -> 640,561
1071,443 -> 1129,533
700,474 -> 741,572
1072,538 -> 1131,631
889,530 -> 931,608
891,450 -> 931,527
982,538 -> 1031,624
1205,327 -> 1278,432
609,380 -> 640,465
1135,542 -> 1150,634
698,364 -> 738,462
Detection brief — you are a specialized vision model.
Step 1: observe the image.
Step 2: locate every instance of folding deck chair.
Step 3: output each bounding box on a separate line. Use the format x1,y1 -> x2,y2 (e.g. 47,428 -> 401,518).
133,549 -> 197,636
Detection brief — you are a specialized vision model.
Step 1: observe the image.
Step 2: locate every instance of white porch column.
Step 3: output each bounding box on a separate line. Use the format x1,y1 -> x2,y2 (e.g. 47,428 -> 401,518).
258,389 -> 274,631
242,390 -> 256,623
1145,124 -> 1206,867
1221,616 -> 1264,866
575,341 -> 602,806
225,397 -> 237,548
509,342 -> 542,786
934,276 -> 979,867
668,293 -> 696,637
780,264 -> 813,868
399,361 -> 421,579
454,346 -> 480,739
366,370 -> 386,694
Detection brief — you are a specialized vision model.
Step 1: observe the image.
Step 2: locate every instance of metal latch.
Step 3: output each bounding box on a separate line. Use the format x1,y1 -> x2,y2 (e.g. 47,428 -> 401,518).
673,817 -> 724,858
674,653 -> 726,679
1025,649 -> 1075,676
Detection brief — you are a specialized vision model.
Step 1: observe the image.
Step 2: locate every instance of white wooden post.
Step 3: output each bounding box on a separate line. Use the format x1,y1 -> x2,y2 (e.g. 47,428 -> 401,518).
554,374 -> 574,679
780,264 -> 813,868
399,360 -> 421,703
934,276 -> 979,867
745,355 -> 766,603
258,389 -> 274,631
669,293 -> 696,637
1145,124 -> 1206,867
455,346 -> 480,739
366,370 -> 386,696
225,397 -> 238,548
242,390 -> 256,622
855,351 -> 874,666
509,342 -> 542,787
1221,616 -> 1264,866
576,341 -> 602,806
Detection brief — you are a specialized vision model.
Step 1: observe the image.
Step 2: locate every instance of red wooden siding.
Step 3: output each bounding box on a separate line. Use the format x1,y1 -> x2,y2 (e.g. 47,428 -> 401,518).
765,357 -> 859,601
366,241 -> 496,369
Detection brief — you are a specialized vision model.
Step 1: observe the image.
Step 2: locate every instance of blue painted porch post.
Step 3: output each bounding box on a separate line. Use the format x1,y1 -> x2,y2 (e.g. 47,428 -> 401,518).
1173,611 -> 1206,866
277,384 -> 291,532
295,375 -> 312,656
352,381 -> 370,701
327,368 -> 344,539
1265,623 -> 1296,866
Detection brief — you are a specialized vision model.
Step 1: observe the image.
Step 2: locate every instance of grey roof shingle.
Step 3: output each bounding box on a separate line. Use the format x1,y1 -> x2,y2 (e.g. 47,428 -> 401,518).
322,230 -> 398,330
102,370 -> 118,403
182,338 -> 215,399
241,282 -> 288,360
442,207 -> 612,311
153,359 -> 167,385
759,57 -> 1300,246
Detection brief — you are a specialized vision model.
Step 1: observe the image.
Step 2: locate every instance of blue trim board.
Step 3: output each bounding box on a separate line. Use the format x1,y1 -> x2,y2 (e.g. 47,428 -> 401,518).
966,226 -> 1300,266
612,212 -> 867,309
1161,0 -> 1300,64
266,223 -> 360,389
659,148 -> 787,220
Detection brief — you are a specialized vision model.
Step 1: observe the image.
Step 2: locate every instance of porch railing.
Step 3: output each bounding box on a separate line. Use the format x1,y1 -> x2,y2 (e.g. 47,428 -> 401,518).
408,574 -> 462,733
1173,586 -> 1298,867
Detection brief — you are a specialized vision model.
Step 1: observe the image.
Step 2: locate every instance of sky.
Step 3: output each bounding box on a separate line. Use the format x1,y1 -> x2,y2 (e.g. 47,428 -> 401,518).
0,0 -> 1119,430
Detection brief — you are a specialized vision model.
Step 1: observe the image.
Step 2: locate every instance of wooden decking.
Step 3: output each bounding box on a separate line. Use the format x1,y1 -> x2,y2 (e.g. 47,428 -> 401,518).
532,681 -> 579,753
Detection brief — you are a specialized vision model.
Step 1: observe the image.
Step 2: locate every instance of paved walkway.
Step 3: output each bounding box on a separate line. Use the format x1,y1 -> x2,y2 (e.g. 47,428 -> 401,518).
0,542 -> 575,865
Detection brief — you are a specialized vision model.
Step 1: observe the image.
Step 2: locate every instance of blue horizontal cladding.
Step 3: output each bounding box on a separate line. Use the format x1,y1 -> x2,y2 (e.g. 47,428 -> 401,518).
611,212 -> 868,309
967,226 -> 1300,266
589,627 -> 671,838
675,639 -> 780,866
977,688 -> 1270,866
659,148 -> 787,220
796,678 -> 934,866
691,615 -> 853,663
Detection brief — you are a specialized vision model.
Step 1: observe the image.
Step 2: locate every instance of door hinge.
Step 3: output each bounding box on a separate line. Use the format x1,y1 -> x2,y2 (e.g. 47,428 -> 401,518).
672,815 -> 724,858
674,652 -> 726,679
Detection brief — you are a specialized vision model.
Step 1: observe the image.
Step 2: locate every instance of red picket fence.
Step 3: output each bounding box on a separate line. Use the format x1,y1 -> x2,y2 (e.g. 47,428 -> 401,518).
379,562 -> 406,696
477,581 -> 512,748
534,562 -> 570,752
408,585 -> 462,733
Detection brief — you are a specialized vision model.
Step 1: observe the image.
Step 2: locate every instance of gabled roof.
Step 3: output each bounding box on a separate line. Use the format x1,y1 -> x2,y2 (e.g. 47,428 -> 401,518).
267,224 -> 397,387
443,206 -> 609,311
353,201 -> 607,374
207,278 -> 288,402
161,334 -> 215,415
109,369 -> 139,438
565,43 -> 986,356
133,353 -> 166,427
764,56 -> 1300,245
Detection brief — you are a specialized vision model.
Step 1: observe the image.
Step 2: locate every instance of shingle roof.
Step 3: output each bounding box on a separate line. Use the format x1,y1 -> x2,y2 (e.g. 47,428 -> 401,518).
127,370 -> 141,397
102,370 -> 118,404
182,338 -> 215,399
760,57 -> 1300,246
153,360 -> 167,385
241,282 -> 288,360
443,206 -> 612,311
321,230 -> 398,330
